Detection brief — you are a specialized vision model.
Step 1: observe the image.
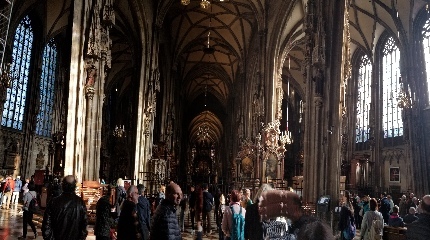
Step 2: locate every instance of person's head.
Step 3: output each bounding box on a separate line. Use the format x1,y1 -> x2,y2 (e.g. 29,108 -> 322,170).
165,182 -> 182,206
392,205 -> 399,213
244,189 -> 251,199
159,185 -> 166,193
137,184 -> 145,196
401,195 -> 406,200
413,197 -> 418,204
28,182 -> 36,191
421,195 -> 430,214
220,194 -> 225,205
230,189 -> 241,203
127,185 -> 139,203
190,186 -> 195,192
117,178 -> 124,187
387,195 -> 392,200
381,192 -> 387,198
297,220 -> 335,240
62,175 -> 77,193
25,178 -> 30,183
254,183 -> 273,203
202,183 -> 208,190
409,207 -> 417,215
410,193 -> 415,199
369,198 -> 378,211
342,190 -> 352,205
16,176 -> 20,180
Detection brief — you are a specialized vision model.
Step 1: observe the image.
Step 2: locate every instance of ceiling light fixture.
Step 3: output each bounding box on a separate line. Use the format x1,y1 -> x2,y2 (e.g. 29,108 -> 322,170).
200,0 -> 211,9
181,0 -> 190,5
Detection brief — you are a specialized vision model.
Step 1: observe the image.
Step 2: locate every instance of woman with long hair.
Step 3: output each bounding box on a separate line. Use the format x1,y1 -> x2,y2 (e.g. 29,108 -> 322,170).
338,190 -> 355,240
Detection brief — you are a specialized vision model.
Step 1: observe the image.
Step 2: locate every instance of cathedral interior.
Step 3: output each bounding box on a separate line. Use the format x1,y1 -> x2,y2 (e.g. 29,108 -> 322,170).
0,0 -> 430,206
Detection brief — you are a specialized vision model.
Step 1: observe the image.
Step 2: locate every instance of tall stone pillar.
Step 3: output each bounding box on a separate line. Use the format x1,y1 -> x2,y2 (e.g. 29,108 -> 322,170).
65,0 -> 113,182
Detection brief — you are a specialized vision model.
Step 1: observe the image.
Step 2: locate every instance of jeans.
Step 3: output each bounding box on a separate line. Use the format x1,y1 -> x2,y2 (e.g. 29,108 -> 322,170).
12,191 -> 19,204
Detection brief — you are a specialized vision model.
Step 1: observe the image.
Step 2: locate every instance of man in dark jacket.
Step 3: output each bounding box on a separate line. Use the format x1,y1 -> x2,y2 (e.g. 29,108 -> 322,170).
379,192 -> 391,224
117,185 -> 142,239
202,183 -> 214,235
136,184 -> 151,240
150,182 -> 182,240
42,175 -> 88,240
406,195 -> 430,240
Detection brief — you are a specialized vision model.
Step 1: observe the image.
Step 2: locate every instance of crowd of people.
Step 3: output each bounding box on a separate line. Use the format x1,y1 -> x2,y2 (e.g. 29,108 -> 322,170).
338,190 -> 430,240
2,174 -> 430,240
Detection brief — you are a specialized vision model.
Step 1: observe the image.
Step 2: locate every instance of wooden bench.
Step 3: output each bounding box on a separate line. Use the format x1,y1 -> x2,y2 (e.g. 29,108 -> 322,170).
383,226 -> 407,240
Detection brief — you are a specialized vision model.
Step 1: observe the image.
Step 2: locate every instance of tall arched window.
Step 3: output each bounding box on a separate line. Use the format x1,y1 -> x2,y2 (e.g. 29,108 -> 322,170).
355,55 -> 372,143
422,18 -> 430,103
382,36 -> 402,138
1,16 -> 33,130
36,39 -> 57,137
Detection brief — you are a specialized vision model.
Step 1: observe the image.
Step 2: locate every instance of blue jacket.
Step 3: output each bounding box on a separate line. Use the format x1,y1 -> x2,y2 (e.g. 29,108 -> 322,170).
14,179 -> 22,192
150,200 -> 181,240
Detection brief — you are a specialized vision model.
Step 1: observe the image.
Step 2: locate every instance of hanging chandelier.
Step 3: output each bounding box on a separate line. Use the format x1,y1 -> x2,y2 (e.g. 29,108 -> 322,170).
181,0 -> 214,9
181,0 -> 190,5
200,0 -> 211,9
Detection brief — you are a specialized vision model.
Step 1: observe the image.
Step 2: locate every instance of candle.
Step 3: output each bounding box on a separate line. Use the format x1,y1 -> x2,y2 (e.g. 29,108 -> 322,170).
288,57 -> 291,70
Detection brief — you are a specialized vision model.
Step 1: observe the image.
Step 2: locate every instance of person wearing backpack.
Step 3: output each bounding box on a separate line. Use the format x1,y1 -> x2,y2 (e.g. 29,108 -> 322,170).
202,183 -> 214,235
222,189 -> 246,240
18,183 -> 38,239
360,198 -> 384,240
1,176 -> 14,209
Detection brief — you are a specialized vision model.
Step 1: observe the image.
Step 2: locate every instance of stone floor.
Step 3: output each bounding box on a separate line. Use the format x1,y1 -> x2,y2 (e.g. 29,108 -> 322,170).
0,203 -> 360,240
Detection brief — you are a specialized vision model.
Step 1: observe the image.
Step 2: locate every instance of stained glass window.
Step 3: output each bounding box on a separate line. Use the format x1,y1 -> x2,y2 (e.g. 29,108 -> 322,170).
35,39 -> 57,137
382,37 -> 402,138
355,55 -> 372,143
422,18 -> 430,104
1,16 -> 33,130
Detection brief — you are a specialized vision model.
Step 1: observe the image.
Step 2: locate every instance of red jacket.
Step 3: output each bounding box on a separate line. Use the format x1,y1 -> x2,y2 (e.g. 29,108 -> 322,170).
3,179 -> 15,192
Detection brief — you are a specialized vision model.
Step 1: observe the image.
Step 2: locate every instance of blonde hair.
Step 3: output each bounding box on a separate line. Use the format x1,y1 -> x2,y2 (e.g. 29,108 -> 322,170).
254,183 -> 273,203
117,178 -> 124,187
220,194 -> 225,205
